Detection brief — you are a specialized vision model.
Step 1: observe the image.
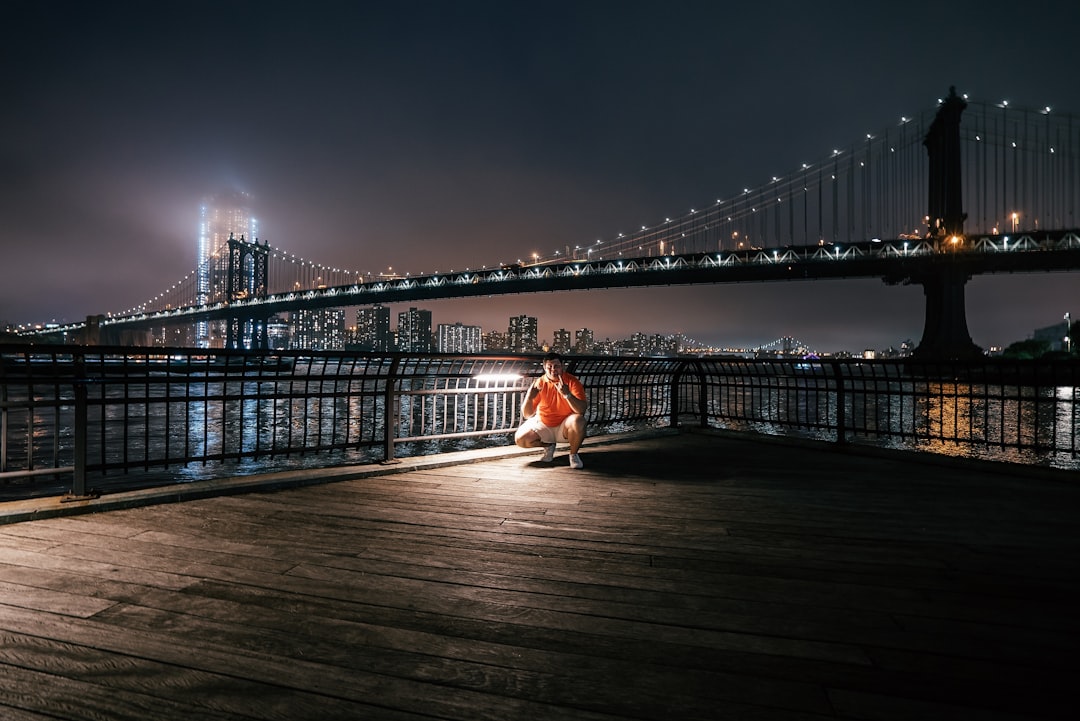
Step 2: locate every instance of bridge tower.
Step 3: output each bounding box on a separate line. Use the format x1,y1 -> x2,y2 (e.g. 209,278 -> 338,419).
912,87 -> 982,360
224,234 -> 271,349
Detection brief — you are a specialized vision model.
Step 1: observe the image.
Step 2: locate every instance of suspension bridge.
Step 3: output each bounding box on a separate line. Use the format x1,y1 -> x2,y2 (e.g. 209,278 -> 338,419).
29,88 -> 1080,359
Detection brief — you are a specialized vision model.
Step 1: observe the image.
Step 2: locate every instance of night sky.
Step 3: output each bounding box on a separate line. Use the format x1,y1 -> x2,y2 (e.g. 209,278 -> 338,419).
3,0 -> 1079,352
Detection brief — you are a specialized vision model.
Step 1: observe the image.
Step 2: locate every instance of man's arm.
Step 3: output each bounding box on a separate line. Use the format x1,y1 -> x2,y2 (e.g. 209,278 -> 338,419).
560,380 -> 588,414
522,380 -> 541,419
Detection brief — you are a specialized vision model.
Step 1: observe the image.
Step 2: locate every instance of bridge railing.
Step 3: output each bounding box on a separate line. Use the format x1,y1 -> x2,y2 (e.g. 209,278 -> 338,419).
2,346 -> 1077,501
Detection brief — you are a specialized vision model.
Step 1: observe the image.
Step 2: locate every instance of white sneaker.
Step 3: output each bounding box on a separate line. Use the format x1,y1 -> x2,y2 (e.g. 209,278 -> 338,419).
569,453 -> 584,469
541,443 -> 556,463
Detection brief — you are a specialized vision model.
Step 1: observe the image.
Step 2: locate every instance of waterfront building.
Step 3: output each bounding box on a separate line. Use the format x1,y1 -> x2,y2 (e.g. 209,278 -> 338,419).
291,308 -> 345,350
552,329 -> 571,353
508,315 -> 538,353
398,307 -> 433,352
266,316 -> 291,350
437,322 -> 482,353
1033,320 -> 1071,353
592,337 -> 615,356
483,330 -> 509,352
197,190 -> 258,348
573,328 -> 594,354
356,305 -> 393,351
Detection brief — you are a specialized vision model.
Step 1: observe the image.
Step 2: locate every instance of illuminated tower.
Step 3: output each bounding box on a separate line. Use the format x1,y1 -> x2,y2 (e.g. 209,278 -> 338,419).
356,305 -> 393,351
437,322 -> 482,353
197,190 -> 258,348
508,315 -> 538,353
397,307 -> 433,352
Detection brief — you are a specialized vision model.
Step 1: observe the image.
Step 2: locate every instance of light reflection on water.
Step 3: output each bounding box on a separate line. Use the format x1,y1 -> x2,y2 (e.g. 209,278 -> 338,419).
3,364 -> 1078,502
702,378 -> 1080,471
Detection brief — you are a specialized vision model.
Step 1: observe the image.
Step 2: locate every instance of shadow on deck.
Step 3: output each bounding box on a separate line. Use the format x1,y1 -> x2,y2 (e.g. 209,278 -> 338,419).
1,429 -> 1078,720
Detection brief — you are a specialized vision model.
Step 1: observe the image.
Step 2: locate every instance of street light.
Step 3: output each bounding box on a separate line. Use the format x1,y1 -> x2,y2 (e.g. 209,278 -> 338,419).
1066,312 -> 1072,354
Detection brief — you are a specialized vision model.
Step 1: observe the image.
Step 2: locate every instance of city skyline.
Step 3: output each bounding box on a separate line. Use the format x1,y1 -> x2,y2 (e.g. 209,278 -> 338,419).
341,301 -> 908,357
3,2 -> 1080,351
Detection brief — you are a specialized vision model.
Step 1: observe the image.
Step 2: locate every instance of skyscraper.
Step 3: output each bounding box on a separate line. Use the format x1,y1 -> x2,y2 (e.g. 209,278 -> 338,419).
197,190 -> 258,348
292,308 -> 345,350
552,328 -> 572,353
355,305 -> 393,351
398,307 -> 433,352
508,315 -> 538,353
437,322 -> 482,353
573,328 -> 594,354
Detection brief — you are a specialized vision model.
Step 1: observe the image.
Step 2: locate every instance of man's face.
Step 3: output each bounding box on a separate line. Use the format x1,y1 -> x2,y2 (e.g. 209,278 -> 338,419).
543,360 -> 564,378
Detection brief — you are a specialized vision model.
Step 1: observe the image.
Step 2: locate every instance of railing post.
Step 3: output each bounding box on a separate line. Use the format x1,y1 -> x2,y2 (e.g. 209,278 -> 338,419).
694,360 -> 708,428
382,356 -> 401,463
830,360 -> 847,446
670,359 -> 708,428
64,353 -> 97,500
669,361 -> 683,428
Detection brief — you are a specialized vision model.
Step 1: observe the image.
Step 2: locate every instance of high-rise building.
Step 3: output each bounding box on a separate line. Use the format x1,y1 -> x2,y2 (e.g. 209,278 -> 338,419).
355,305 -> 393,351
266,316 -> 291,350
508,315 -> 538,353
552,329 -> 571,353
398,307 -> 433,352
291,308 -> 345,350
483,330 -> 508,352
197,190 -> 258,348
573,328 -> 594,354
437,322 -> 482,353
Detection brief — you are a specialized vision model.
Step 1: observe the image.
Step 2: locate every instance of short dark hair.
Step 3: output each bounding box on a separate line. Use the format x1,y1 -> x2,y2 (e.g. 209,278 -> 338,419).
542,352 -> 563,363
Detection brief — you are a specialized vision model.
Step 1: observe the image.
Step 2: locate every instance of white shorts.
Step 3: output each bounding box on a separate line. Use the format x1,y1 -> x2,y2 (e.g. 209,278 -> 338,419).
518,415 -> 570,444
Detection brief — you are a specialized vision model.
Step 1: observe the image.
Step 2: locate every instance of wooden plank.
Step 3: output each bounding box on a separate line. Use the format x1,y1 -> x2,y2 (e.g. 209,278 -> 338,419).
0,432 -> 1077,720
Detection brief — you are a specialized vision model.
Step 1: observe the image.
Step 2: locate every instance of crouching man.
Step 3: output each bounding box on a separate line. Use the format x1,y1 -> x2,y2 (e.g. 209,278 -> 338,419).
514,352 -> 587,469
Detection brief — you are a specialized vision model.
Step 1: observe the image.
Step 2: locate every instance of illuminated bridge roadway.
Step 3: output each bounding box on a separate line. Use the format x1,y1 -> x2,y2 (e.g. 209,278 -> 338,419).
78,230 -> 1080,359
35,89 -> 1080,359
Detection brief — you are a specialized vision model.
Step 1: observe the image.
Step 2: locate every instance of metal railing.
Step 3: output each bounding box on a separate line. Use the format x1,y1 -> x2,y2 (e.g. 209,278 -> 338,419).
2,346 -> 1078,500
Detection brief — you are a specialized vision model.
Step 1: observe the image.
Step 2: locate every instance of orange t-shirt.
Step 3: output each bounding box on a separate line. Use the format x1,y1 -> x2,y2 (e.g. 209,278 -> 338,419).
532,372 -> 585,427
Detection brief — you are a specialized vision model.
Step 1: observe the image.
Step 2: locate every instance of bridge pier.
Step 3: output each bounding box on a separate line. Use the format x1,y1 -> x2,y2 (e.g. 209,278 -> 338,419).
911,265 -> 983,360
225,235 -> 271,349
910,87 -> 982,361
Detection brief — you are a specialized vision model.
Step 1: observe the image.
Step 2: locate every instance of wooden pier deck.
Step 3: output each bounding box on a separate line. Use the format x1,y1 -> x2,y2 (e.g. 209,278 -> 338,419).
1,430 -> 1078,720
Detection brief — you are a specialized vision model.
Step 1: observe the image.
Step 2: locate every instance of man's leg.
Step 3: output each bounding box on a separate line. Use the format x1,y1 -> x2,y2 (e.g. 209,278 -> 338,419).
516,421 -> 556,462
564,414 -> 586,455
514,424 -> 545,448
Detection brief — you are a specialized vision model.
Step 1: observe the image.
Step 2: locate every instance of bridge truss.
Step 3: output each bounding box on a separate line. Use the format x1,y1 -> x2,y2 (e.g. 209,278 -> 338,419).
101,93 -> 1079,321
24,91 -> 1080,358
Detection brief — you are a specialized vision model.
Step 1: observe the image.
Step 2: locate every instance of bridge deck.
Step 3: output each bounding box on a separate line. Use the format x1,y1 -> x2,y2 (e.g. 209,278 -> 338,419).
0,430 -> 1077,720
